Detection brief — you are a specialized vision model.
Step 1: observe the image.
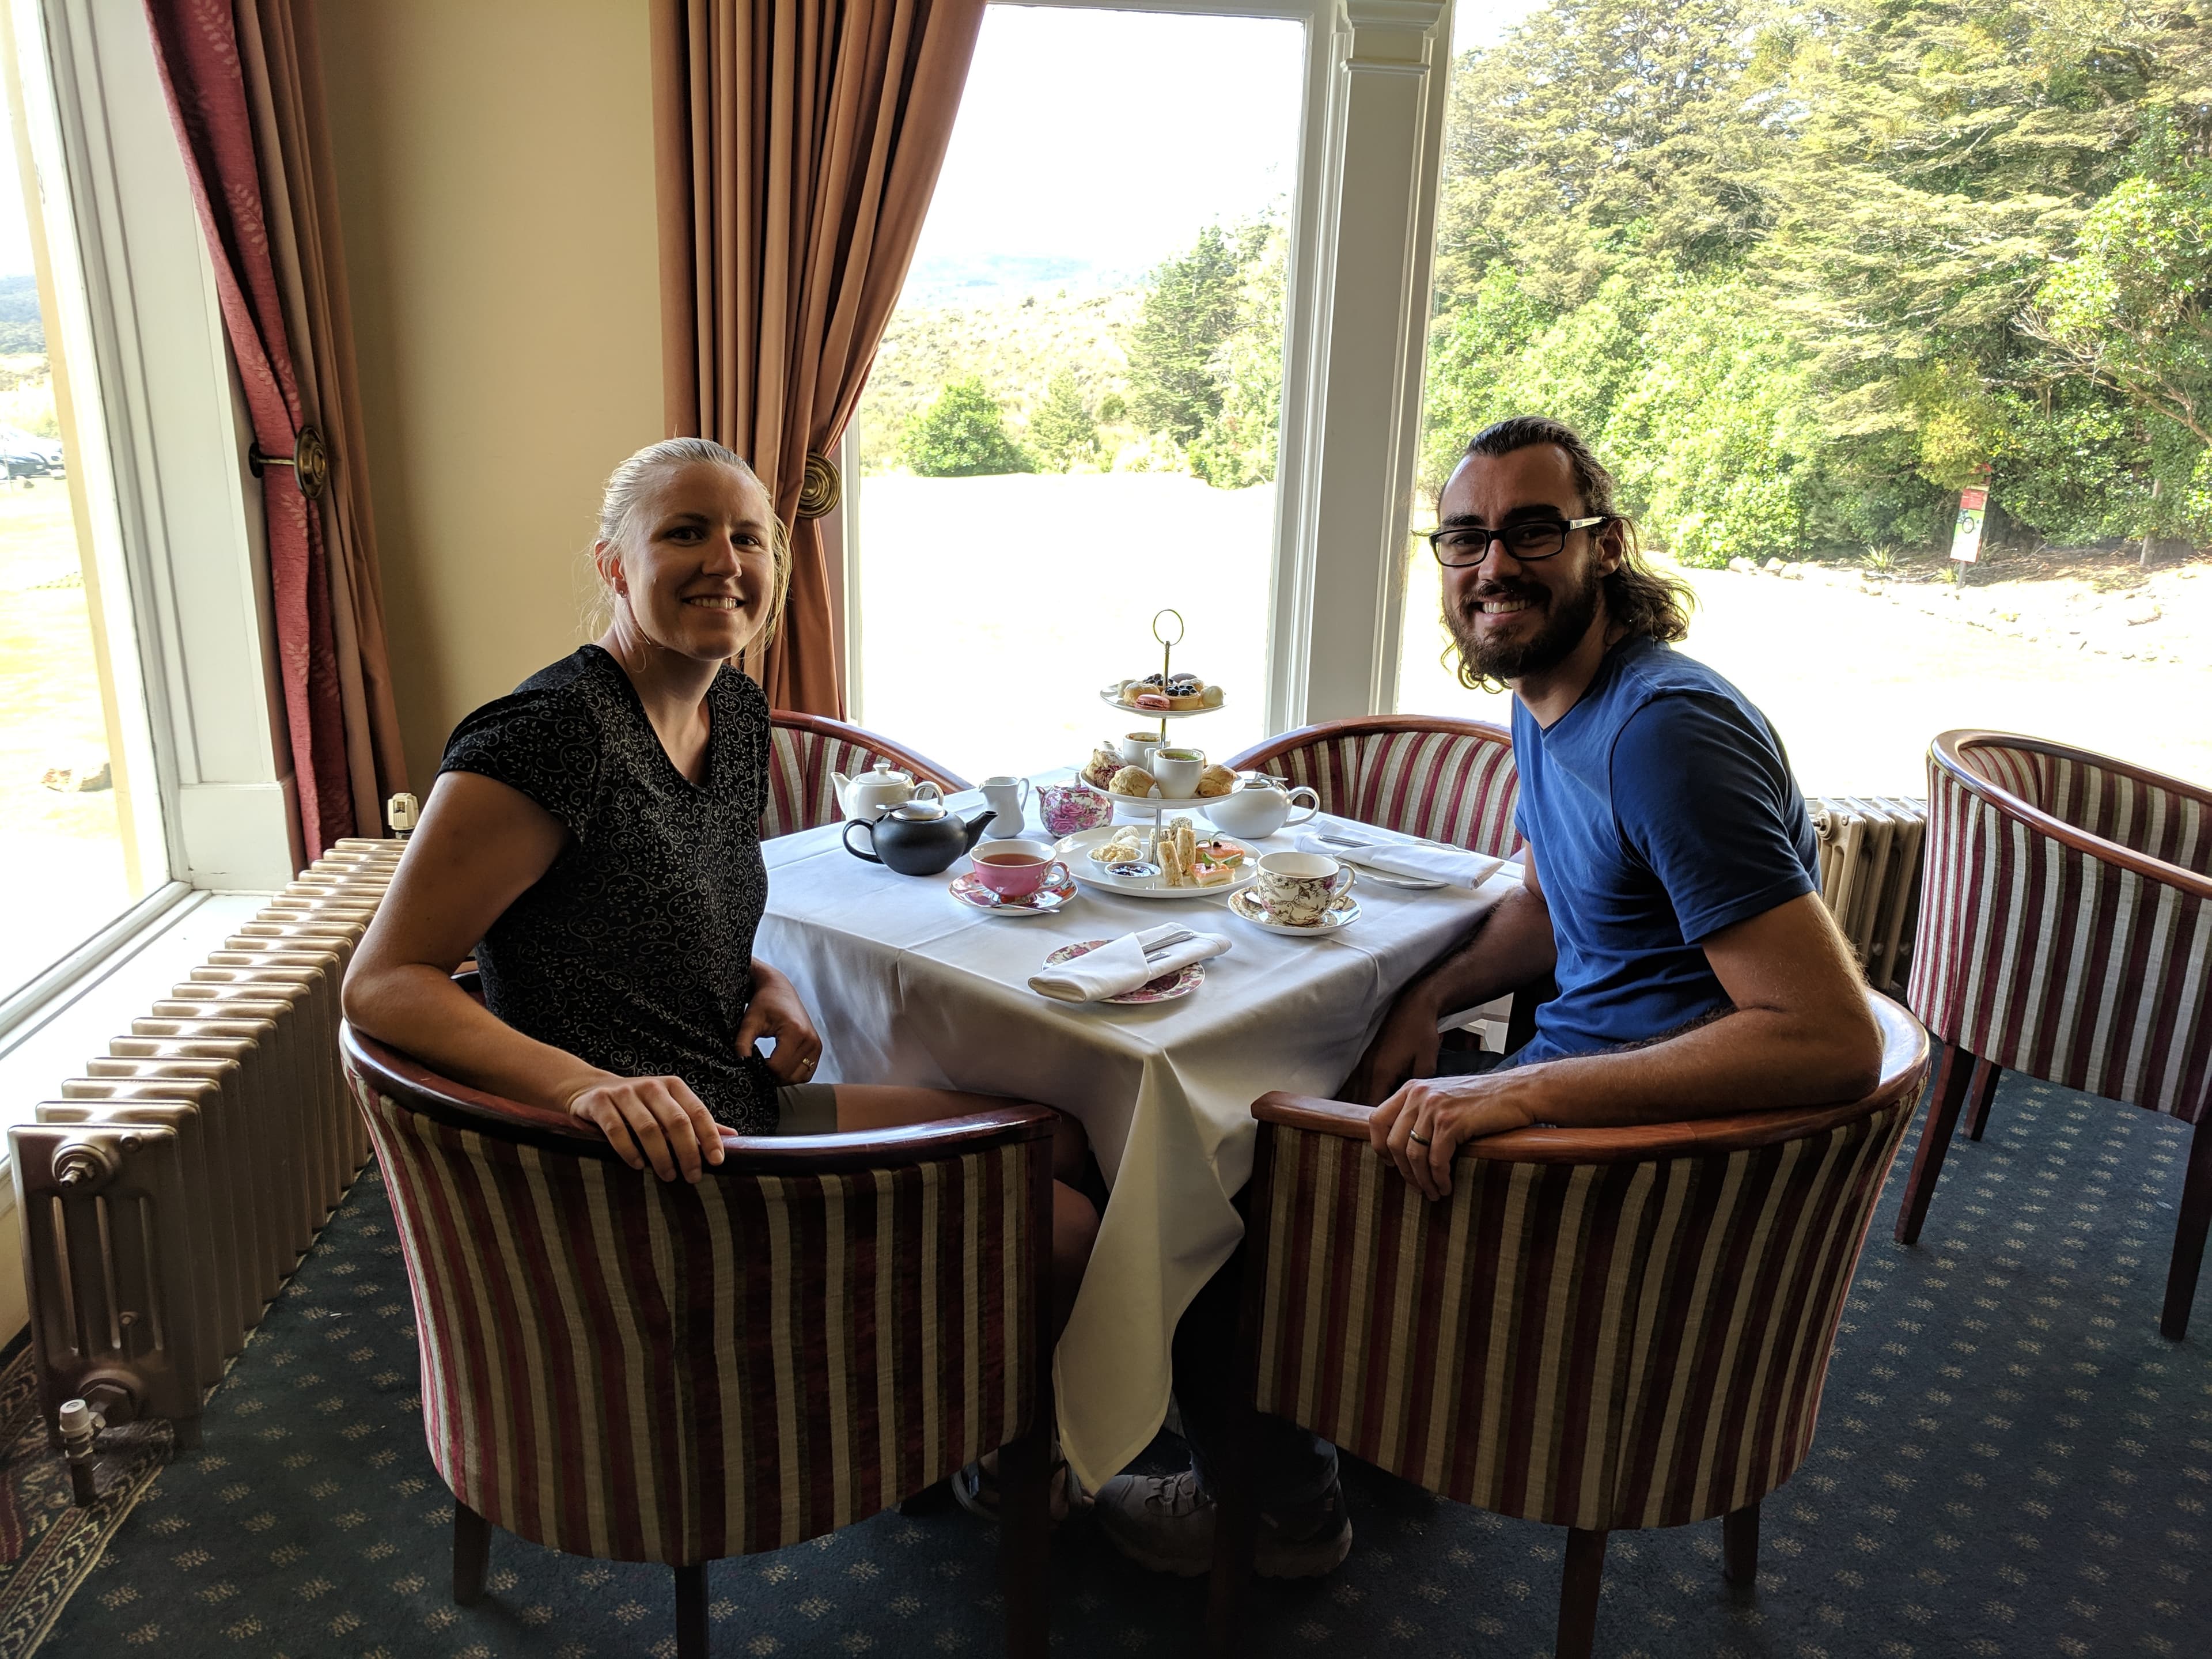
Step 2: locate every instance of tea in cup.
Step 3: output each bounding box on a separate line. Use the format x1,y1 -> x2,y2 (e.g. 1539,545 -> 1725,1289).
1252,851 -> 1354,926
1151,747 -> 1206,798
1118,732 -> 1161,770
969,840 -> 1069,900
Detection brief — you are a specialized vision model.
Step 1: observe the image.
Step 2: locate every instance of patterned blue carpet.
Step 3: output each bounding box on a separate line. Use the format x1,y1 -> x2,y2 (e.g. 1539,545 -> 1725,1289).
36,1069 -> 2212,1657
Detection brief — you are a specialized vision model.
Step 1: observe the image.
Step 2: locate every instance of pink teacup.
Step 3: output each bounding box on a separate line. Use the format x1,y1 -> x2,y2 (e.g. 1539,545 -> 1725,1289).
969,840 -> 1069,900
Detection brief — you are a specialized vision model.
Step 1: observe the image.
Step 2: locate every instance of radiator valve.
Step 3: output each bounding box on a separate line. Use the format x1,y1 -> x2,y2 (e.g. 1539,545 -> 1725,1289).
387,791 -> 419,839
52,1138 -> 130,1192
59,1397 -> 105,1505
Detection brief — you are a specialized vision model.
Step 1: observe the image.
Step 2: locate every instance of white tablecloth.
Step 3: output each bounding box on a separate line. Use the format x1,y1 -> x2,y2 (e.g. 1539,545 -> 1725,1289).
756,778 -> 1517,1488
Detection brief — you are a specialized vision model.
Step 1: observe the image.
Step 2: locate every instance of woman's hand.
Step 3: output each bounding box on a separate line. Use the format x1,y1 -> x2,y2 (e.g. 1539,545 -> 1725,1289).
565,1073 -> 726,1183
1368,1073 -> 1540,1201
738,959 -> 824,1085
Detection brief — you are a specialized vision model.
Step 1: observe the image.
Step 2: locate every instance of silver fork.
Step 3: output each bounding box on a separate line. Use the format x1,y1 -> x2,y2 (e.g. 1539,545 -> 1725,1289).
1142,928 -> 1196,959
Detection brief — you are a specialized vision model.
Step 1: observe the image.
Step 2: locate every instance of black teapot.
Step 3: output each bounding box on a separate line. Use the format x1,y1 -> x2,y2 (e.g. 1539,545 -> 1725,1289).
842,801 -> 998,877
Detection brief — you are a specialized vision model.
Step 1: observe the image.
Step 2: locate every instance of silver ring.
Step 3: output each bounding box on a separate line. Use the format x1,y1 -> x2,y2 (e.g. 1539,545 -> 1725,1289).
1408,1131 -> 1431,1146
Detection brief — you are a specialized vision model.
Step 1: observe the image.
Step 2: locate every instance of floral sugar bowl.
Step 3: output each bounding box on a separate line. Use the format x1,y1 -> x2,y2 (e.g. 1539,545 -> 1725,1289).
1039,781 -> 1113,836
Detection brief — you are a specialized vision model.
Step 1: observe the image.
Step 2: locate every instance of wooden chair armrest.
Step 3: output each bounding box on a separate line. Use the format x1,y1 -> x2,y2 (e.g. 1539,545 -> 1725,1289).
343,1025 -> 1058,1175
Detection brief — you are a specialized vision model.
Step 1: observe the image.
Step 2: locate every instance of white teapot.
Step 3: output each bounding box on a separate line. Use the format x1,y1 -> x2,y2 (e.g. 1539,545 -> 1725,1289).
1202,774 -> 1320,840
835,760 -> 942,822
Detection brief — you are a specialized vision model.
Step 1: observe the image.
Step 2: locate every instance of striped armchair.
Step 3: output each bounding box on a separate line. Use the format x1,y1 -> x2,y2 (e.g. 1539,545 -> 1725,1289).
342,1025 -> 1056,1658
1226,714 -> 1519,857
1207,992 -> 1929,1659
766,710 -> 970,840
1899,730 -> 2212,1337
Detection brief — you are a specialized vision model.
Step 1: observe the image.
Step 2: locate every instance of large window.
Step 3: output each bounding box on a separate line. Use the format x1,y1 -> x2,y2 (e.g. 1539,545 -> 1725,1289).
849,5 -> 1306,782
1399,0 -> 2212,796
0,24 -> 162,1004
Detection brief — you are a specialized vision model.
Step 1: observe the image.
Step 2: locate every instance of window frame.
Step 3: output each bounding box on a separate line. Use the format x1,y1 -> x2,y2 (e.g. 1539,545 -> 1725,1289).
840,0 -> 1453,738
0,0 -> 304,1048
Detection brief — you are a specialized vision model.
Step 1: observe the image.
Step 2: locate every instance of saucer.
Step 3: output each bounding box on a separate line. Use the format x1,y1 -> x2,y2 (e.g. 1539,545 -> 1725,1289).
1228,888 -> 1361,936
950,867 -> 1077,917
1041,939 -> 1204,1004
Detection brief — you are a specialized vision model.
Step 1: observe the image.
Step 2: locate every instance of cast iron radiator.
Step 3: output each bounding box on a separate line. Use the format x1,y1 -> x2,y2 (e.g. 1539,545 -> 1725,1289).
9,832 -> 406,1460
1808,794 -> 1927,996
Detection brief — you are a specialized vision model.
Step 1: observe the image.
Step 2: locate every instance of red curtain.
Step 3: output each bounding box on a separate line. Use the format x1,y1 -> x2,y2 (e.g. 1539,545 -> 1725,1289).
144,0 -> 400,861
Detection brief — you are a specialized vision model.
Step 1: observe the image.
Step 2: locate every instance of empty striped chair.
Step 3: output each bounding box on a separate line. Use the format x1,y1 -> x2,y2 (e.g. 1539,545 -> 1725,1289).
342,1023 -> 1056,1658
765,710 -> 970,840
1206,991 -> 1929,1659
1226,714 -> 1518,857
1897,730 -> 2212,1336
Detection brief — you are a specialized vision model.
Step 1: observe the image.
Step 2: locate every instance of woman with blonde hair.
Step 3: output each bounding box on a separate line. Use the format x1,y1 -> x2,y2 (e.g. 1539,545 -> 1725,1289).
345,438 -> 1098,1433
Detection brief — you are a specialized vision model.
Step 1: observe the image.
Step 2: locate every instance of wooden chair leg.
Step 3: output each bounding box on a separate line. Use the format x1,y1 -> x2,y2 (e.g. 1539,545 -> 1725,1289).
1722,1501 -> 1759,1586
998,1419 -> 1052,1659
1555,1527 -> 1608,1659
1204,1397 -> 1262,1656
2161,1116 -> 2212,1341
1895,1043 -> 1977,1246
452,1498 -> 489,1606
1961,1055 -> 2002,1141
673,1562 -> 709,1659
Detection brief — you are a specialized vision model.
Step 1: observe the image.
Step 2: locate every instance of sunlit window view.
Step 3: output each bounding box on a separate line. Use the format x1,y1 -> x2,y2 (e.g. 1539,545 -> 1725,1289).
1398,0 -> 2212,796
0,65 -> 152,999
851,6 -> 1304,782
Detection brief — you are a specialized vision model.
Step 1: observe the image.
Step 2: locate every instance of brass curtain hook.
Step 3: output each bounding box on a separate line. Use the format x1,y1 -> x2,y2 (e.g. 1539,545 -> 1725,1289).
249,423 -> 328,500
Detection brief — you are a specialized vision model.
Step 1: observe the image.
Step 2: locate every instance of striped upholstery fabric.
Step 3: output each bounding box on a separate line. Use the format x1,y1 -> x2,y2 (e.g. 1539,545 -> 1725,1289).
762,715 -> 968,841
1250,1101 -> 1912,1532
1241,722 -> 1519,857
350,1072 -> 1035,1563
1908,737 -> 2212,1124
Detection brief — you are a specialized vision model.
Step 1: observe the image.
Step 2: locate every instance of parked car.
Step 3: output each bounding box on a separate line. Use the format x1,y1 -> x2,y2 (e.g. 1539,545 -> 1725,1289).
0,426 -> 63,477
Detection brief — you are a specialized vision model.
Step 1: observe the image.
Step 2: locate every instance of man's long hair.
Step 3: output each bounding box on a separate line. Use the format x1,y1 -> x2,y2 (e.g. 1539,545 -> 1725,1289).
1452,416 -> 1695,693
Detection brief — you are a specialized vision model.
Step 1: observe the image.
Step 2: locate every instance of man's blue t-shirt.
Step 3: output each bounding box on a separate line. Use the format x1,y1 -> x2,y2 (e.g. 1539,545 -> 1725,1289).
1510,636 -> 1818,1066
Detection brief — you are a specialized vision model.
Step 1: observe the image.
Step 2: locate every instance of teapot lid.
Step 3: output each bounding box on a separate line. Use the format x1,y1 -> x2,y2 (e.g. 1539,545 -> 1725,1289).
868,760 -> 912,782
887,800 -> 945,821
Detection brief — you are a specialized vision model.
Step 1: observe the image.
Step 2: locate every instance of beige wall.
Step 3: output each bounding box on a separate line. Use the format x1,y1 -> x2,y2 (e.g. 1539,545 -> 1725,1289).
316,0 -> 664,780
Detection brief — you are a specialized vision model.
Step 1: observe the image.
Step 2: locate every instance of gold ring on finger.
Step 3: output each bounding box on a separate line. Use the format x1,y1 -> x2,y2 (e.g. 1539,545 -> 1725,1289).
1408,1131 -> 1432,1146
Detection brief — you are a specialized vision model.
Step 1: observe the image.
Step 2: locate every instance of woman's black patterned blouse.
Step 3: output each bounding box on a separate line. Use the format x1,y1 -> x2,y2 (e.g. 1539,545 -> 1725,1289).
438,644 -> 779,1131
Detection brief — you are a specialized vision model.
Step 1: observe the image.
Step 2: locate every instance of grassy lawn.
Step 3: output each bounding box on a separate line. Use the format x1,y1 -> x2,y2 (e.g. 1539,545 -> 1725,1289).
857,473 -> 2212,799
0,475 -> 134,994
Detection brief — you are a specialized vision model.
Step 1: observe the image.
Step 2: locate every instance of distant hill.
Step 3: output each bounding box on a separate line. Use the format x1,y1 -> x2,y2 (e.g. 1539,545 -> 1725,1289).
856,286 -> 1144,472
899,252 -> 1147,309
0,273 -> 43,357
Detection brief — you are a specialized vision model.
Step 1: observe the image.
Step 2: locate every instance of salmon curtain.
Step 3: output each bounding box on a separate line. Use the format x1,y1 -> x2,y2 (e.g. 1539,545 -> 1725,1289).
652,0 -> 985,714
144,0 -> 407,860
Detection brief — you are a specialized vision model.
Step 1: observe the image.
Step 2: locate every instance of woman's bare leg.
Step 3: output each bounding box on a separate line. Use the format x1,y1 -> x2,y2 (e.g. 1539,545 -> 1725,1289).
830,1086 -> 1099,1336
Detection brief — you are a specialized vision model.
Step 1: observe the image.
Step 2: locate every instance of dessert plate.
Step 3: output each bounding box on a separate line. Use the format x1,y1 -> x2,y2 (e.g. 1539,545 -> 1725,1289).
1054,826 -> 1260,901
1228,888 -> 1361,937
1043,938 -> 1204,1004
950,867 -> 1077,917
1099,687 -> 1228,718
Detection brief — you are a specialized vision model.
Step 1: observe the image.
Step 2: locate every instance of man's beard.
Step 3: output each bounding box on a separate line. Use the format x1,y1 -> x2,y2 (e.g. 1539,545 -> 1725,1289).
1448,562 -> 1604,684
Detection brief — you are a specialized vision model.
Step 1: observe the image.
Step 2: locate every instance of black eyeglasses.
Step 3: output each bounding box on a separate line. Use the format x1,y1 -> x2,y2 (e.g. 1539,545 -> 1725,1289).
1426,516 -> 1610,566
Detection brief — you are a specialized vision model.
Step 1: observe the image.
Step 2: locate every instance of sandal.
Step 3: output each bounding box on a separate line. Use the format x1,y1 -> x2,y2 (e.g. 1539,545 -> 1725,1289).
952,1445 -> 1089,1525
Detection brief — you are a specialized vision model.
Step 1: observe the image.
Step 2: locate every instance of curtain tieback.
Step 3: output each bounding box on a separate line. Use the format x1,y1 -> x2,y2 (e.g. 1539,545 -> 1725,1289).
796,449 -> 842,519
249,423 -> 329,499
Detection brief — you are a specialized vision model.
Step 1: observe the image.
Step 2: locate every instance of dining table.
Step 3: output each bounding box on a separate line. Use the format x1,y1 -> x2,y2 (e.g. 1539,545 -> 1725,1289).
755,770 -> 1520,1491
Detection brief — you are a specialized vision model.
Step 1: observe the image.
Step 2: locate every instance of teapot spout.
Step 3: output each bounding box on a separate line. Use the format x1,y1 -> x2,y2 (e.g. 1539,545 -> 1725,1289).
960,808 -> 999,852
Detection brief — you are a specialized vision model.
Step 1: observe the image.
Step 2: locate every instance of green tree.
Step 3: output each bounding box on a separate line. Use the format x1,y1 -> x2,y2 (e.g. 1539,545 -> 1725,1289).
902,376 -> 1034,478
1029,371 -> 1099,470
1128,222 -> 1257,442
1190,217 -> 1290,488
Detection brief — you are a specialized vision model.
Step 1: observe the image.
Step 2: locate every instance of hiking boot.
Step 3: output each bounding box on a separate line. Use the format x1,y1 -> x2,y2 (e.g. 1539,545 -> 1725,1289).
1093,1469 -> 1351,1580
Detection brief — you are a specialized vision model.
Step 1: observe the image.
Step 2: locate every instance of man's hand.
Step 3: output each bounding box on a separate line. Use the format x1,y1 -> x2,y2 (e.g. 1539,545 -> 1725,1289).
565,1073 -> 726,1183
1344,986 -> 1443,1106
738,960 -> 824,1084
1368,1071 -> 1541,1201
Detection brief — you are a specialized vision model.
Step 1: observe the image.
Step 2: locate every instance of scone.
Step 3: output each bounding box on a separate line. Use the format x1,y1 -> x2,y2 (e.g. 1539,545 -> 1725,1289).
1195,764 -> 1236,798
1109,765 -> 1158,798
1081,745 -> 1122,789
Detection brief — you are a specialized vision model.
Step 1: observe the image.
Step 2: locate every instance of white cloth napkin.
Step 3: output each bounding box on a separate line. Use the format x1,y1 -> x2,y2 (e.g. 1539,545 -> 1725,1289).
1028,922 -> 1232,1003
1297,832 -> 1505,889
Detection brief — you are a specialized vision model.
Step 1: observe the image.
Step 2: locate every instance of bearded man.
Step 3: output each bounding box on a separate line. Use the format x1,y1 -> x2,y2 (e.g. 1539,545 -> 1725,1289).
1347,414 -> 1882,1191
1095,415 -> 1882,1582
